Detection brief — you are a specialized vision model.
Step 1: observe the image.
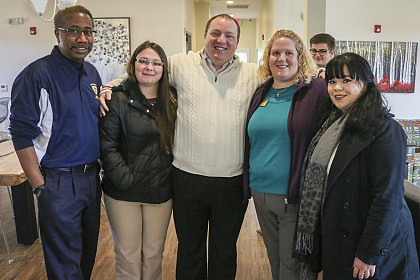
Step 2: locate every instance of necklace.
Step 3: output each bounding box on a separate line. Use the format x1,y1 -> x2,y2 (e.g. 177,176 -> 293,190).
147,98 -> 157,106
273,85 -> 292,97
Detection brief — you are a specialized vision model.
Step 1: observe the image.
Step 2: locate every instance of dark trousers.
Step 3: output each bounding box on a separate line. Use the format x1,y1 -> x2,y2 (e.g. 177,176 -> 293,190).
38,164 -> 101,280
173,167 -> 248,280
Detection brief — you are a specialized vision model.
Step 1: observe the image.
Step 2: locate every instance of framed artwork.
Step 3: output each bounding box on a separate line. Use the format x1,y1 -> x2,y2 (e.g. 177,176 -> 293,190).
86,17 -> 131,84
336,41 -> 418,93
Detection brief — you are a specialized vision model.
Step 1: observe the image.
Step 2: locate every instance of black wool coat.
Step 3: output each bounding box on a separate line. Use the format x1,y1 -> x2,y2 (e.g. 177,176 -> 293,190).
320,116 -> 419,280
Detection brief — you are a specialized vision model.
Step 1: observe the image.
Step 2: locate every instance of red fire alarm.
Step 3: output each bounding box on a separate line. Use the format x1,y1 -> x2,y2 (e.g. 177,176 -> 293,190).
374,25 -> 381,33
262,34 -> 264,40
30,27 -> 36,35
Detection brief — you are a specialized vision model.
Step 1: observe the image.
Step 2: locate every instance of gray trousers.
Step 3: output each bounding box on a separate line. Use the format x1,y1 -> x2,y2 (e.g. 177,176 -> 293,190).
251,189 -> 300,280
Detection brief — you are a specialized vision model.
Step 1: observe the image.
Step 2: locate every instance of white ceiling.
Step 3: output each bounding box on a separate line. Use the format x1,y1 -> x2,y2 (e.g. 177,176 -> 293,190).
203,0 -> 265,19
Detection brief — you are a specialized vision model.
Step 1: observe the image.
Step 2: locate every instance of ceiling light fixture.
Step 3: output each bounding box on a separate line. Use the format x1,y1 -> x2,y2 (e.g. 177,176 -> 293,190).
30,0 -> 77,22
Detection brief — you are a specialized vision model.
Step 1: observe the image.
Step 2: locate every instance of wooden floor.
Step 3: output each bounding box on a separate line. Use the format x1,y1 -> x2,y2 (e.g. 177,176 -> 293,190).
0,186 -> 272,280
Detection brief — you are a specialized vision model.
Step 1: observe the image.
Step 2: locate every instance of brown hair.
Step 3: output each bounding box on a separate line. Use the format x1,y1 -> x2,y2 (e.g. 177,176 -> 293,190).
204,14 -> 240,40
54,5 -> 94,29
126,41 -> 177,153
258,29 -> 317,84
310,33 -> 336,50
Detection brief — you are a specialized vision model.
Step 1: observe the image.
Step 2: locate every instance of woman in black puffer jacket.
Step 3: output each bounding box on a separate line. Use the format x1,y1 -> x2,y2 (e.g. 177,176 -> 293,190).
99,41 -> 176,280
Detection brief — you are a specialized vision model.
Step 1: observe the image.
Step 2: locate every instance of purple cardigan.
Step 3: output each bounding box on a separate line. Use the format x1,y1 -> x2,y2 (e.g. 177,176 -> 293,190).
243,77 -> 328,204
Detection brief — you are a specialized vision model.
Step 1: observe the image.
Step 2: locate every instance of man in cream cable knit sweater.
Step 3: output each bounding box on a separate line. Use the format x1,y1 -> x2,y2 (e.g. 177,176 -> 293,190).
99,14 -> 260,280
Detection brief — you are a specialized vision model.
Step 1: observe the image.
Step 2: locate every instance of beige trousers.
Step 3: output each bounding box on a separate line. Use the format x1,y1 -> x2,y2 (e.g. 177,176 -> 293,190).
104,194 -> 172,280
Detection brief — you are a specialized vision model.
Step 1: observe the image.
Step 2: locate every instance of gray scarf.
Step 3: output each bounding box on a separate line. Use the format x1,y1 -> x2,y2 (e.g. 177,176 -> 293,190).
295,114 -> 349,280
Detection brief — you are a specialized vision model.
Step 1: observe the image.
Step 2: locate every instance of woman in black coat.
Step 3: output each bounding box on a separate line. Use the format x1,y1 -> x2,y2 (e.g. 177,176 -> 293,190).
295,53 -> 419,280
100,41 -> 177,280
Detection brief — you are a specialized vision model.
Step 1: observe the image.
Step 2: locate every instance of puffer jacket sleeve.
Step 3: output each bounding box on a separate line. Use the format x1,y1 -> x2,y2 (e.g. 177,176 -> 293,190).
99,93 -> 135,192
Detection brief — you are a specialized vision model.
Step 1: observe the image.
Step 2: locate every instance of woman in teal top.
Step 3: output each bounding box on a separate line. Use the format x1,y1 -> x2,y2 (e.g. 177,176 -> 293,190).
244,30 -> 328,280
248,84 -> 296,195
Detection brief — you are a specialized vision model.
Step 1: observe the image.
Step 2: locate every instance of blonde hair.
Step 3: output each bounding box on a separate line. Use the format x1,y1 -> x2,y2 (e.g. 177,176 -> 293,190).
258,29 -> 317,84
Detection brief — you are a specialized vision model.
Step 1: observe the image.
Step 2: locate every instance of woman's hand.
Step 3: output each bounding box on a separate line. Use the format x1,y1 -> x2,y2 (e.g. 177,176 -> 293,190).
99,88 -> 112,116
353,257 -> 376,279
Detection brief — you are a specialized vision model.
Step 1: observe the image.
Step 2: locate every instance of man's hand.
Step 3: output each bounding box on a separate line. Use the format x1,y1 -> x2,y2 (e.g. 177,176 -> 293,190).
98,75 -> 127,116
16,147 -> 45,192
99,88 -> 112,116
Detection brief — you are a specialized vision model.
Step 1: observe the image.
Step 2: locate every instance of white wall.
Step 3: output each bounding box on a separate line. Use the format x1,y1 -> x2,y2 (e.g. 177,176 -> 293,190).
0,0 -> 55,100
256,0 -> 306,65
4,0 -> 418,119
194,1 -> 210,52
238,19 -> 257,63
326,0 -> 420,119
0,0 -> 187,102
273,0 -> 305,39
306,0 -> 326,45
183,0 -> 196,54
256,0 -> 274,63
79,0 -> 185,55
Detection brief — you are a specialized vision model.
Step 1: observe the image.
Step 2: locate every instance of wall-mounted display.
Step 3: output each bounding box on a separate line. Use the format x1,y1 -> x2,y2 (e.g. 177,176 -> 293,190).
336,41 -> 418,93
86,17 -> 131,84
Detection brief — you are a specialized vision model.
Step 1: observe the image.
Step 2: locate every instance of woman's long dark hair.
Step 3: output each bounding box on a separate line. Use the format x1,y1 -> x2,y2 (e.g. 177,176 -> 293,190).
321,52 -> 389,131
126,41 -> 177,153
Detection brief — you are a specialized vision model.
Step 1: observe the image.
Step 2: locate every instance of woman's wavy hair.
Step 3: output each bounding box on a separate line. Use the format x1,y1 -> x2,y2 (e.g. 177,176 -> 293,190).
126,41 -> 177,153
324,52 -> 389,131
258,29 -> 317,84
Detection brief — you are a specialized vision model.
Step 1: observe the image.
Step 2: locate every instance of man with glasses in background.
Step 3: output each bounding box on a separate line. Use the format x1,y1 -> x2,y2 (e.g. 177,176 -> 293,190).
9,5 -> 102,279
309,33 -> 336,78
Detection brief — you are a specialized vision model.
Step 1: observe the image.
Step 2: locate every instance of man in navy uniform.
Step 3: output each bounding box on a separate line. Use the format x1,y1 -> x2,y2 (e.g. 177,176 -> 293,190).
9,5 -> 102,279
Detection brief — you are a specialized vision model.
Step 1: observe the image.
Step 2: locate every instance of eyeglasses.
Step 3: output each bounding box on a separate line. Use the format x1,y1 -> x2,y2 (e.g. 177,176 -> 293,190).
57,27 -> 97,37
135,58 -> 164,67
310,49 -> 331,56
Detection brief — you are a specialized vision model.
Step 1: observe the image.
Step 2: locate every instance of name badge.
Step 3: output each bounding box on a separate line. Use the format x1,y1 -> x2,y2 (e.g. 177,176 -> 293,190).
259,100 -> 268,107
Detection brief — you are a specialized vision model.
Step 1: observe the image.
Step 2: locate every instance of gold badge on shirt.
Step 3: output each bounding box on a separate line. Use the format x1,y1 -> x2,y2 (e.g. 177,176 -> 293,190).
91,83 -> 99,99
260,100 -> 268,107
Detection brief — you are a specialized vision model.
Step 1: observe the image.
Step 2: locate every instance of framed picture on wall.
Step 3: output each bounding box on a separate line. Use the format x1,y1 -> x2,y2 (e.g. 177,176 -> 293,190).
336,40 -> 418,93
86,17 -> 131,84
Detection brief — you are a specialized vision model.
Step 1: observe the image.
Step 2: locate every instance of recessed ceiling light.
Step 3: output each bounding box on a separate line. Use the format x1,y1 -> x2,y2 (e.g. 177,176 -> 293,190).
226,1 -> 234,4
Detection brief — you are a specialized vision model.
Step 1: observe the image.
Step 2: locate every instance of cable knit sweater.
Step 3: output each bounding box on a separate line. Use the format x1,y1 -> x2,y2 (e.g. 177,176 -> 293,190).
104,50 -> 260,177
169,51 -> 260,177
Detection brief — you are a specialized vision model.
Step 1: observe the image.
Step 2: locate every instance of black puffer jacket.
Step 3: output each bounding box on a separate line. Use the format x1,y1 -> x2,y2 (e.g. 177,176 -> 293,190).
99,79 -> 173,203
